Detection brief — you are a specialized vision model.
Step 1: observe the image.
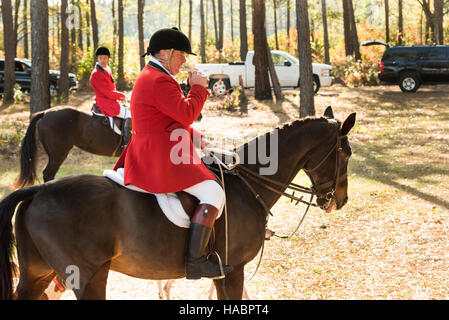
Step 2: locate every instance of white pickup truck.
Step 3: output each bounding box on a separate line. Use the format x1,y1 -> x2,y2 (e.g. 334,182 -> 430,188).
195,50 -> 333,95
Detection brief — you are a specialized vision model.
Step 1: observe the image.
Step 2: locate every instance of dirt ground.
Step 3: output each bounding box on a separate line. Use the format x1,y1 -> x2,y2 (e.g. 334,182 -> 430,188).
2,83 -> 449,299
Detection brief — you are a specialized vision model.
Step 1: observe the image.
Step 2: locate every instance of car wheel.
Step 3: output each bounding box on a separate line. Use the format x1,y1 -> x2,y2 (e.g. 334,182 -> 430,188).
313,76 -> 321,94
209,78 -> 230,96
399,72 -> 421,93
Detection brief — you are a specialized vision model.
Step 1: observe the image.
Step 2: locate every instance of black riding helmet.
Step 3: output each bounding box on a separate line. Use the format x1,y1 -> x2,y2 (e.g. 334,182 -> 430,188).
95,46 -> 111,57
143,27 -> 196,57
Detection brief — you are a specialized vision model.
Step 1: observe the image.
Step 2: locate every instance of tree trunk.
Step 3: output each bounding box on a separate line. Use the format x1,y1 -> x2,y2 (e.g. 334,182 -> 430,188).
287,0 -> 291,52
342,0 -> 352,56
117,0 -> 126,90
212,0 -> 218,46
188,0 -> 193,40
85,0 -> 91,49
178,0 -> 182,30
200,0 -> 206,63
253,0 -> 272,101
13,0 -> 21,57
138,0 -> 145,70
90,0 -> 99,50
230,0 -> 234,42
30,0 -> 50,115
296,0 -> 315,117
433,0 -> 444,45
217,0 -> 224,52
347,0 -> 360,60
59,0 -> 70,102
267,44 -> 283,102
76,2 -> 84,52
2,0 -> 16,106
112,0 -> 117,59
321,0 -> 330,64
239,0 -> 248,61
384,0 -> 389,43
273,0 -> 279,50
23,0 -> 29,58
397,0 -> 403,45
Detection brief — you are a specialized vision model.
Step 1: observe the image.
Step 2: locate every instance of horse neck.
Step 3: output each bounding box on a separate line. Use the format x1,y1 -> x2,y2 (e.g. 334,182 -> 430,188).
237,118 -> 334,209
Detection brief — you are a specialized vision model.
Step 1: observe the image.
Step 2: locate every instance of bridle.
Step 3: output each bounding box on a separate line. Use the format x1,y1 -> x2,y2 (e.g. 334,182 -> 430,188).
303,119 -> 347,210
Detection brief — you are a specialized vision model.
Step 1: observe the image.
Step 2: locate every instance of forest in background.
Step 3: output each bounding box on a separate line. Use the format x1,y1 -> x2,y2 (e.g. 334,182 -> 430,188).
1,0 -> 449,107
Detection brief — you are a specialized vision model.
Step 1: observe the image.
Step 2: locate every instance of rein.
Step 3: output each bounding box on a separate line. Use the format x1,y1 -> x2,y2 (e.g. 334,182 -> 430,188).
208,120 -> 346,283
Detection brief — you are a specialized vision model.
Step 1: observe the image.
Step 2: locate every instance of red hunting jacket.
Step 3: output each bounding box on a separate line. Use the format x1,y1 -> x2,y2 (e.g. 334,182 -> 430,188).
90,64 -> 125,117
113,63 -> 215,193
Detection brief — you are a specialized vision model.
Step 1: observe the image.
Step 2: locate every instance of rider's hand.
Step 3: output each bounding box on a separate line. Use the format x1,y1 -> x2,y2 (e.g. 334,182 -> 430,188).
188,69 -> 208,88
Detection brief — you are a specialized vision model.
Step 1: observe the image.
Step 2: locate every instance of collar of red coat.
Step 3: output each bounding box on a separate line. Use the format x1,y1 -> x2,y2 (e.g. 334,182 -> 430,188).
95,63 -> 115,83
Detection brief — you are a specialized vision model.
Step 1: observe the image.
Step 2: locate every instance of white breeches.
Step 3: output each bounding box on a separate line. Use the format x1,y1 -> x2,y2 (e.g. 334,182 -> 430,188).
183,180 -> 226,212
116,105 -> 131,119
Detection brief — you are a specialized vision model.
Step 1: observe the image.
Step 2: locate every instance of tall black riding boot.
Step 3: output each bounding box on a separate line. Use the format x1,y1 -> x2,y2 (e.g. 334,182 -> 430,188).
122,118 -> 132,148
186,204 -> 233,280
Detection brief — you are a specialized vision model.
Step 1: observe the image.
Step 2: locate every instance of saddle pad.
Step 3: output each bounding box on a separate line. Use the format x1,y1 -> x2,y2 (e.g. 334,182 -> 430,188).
103,168 -> 222,228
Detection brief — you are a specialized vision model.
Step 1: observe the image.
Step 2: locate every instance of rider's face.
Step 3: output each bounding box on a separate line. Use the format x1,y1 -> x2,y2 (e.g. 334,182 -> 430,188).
97,55 -> 109,68
169,50 -> 186,76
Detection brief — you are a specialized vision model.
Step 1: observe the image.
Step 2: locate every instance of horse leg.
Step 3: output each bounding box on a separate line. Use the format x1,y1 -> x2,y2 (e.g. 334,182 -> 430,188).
15,206 -> 57,300
73,261 -> 111,300
39,130 -> 73,182
157,280 -> 164,299
163,280 -> 174,300
213,264 -> 245,300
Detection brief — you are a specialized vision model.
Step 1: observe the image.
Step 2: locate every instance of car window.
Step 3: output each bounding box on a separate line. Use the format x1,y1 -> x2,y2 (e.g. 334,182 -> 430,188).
271,54 -> 289,66
426,47 -> 447,58
15,61 -> 25,72
0,61 -> 4,71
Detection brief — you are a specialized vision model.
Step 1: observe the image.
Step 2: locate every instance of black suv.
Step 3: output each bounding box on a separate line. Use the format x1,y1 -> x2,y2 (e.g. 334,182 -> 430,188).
0,58 -> 78,95
362,40 -> 449,92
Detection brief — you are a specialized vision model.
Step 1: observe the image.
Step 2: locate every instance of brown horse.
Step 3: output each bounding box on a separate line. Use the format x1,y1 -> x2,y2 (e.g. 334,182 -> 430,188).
14,106 -> 125,188
0,107 -> 356,300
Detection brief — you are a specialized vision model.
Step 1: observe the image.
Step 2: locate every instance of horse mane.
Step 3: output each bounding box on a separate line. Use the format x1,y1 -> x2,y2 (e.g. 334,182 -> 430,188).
237,116 -> 333,151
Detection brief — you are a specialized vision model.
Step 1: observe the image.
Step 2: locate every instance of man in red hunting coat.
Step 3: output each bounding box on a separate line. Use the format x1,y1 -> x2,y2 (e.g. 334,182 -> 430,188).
113,28 -> 233,280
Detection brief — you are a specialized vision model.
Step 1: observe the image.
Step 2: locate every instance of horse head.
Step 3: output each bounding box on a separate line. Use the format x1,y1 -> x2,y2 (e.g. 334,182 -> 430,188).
303,106 -> 356,213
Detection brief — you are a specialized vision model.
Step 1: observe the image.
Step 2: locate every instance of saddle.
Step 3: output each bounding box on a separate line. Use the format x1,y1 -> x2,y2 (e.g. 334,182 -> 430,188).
92,104 -> 130,136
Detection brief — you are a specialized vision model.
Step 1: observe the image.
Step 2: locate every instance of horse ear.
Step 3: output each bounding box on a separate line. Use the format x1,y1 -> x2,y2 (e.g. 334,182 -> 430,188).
341,113 -> 356,136
324,106 -> 334,119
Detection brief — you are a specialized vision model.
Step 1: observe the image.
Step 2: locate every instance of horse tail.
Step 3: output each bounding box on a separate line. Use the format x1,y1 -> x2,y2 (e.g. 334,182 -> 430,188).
13,112 -> 45,189
0,185 -> 42,300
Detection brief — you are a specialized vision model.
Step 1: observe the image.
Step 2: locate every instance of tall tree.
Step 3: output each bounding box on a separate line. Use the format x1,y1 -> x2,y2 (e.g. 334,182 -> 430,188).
23,0 -> 29,58
297,0 -> 315,117
85,0 -> 91,48
178,0 -> 182,30
397,0 -> 403,45
76,1 -> 84,52
200,0 -> 206,63
433,0 -> 444,44
117,0 -> 126,90
385,0 -> 390,43
13,0 -> 21,57
188,0 -> 193,40
273,0 -> 279,50
59,0 -> 70,102
30,0 -> 50,114
342,0 -> 352,56
239,0 -> 248,61
287,0 -> 291,52
217,0 -> 224,51
90,0 -> 99,50
321,0 -> 330,64
267,44 -> 283,102
253,0 -> 272,101
212,0 -> 218,45
348,0 -> 361,60
138,0 -> 145,70
2,0 -> 16,106
230,0 -> 234,42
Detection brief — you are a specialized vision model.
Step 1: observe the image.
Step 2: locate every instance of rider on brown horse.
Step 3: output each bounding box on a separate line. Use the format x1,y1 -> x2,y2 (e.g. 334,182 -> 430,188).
90,46 -> 132,146
113,28 -> 233,280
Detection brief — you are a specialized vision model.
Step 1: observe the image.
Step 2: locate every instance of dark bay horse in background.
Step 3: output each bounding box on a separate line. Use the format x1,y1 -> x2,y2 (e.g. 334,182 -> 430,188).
0,107 -> 356,300
14,106 -> 125,188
